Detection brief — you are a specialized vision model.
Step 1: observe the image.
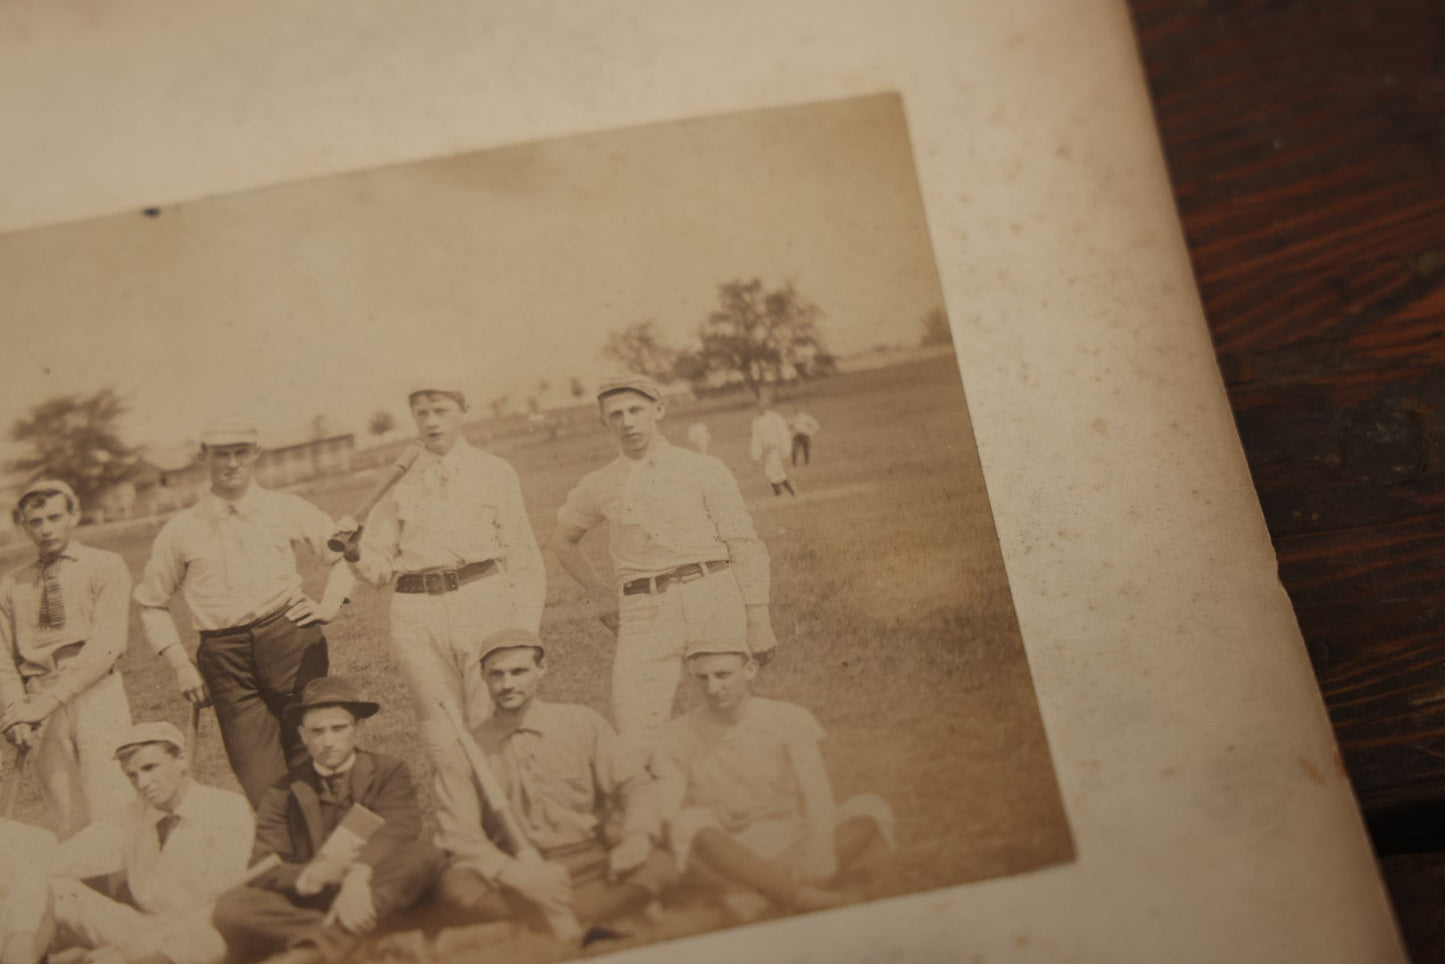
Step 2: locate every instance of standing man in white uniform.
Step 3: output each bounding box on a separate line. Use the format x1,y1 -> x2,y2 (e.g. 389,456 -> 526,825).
344,377 -> 545,845
0,480 -> 133,838
134,416 -> 355,808
550,375 -> 777,751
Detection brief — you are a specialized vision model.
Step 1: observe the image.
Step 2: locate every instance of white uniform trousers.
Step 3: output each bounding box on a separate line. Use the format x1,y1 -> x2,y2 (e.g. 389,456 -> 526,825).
613,570 -> 748,749
49,879 -> 225,964
32,671 -> 132,839
389,572 -> 533,848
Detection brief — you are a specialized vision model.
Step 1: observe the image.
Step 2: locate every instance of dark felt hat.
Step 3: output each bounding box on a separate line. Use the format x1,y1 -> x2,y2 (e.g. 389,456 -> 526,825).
284,676 -> 381,726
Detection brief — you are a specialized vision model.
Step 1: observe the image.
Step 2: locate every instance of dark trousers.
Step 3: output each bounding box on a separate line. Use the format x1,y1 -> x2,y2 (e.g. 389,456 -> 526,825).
196,609 -> 329,808
213,844 -> 444,963
791,434 -> 811,466
435,841 -> 676,930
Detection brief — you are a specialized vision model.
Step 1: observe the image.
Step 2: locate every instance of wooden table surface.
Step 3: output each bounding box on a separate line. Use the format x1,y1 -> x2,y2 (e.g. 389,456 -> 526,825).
1129,0 -> 1445,957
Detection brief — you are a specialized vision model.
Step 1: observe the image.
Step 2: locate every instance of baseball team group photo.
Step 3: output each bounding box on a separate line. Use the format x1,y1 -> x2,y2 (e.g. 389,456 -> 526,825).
0,94 -> 1072,964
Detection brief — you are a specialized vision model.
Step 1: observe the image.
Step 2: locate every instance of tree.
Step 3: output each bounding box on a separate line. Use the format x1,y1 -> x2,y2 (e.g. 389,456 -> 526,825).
920,307 -> 952,347
569,376 -> 587,403
603,322 -> 678,379
368,410 -> 396,436
310,414 -> 332,440
692,279 -> 827,398
7,388 -> 141,510
488,395 -> 512,420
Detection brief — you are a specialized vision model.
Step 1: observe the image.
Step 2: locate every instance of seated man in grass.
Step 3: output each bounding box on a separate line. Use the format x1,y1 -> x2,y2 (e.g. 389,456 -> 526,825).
40,722 -> 254,964
434,628 -> 676,939
651,640 -> 896,918
0,819 -> 58,964
212,677 -> 443,964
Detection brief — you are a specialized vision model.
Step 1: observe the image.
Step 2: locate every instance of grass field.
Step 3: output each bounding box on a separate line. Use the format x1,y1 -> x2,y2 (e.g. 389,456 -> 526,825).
4,355 -> 1073,960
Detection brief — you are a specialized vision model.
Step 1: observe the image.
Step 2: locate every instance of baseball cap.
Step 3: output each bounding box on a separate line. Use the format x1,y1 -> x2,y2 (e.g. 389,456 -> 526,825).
16,479 -> 78,513
596,374 -> 663,403
408,374 -> 467,399
479,627 -> 547,666
683,637 -> 753,661
114,721 -> 188,759
200,413 -> 259,447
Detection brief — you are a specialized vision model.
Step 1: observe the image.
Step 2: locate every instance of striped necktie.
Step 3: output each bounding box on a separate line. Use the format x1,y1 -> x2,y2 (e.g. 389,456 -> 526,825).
38,562 -> 65,630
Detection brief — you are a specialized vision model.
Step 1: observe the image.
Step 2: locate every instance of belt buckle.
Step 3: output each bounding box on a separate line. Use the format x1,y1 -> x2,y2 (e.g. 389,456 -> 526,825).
423,572 -> 445,595
677,564 -> 705,584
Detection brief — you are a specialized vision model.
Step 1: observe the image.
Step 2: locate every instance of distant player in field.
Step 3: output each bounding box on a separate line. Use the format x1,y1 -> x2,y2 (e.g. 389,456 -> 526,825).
749,399 -> 795,496
652,639 -> 895,917
788,407 -> 819,467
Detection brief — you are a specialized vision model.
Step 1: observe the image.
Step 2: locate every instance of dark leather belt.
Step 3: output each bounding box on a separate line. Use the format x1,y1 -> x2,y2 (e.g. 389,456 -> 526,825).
395,559 -> 500,595
622,559 -> 730,596
200,606 -> 289,638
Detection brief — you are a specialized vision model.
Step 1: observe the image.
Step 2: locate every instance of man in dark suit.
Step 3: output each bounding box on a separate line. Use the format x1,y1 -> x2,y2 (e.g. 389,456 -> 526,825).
212,677 -> 443,964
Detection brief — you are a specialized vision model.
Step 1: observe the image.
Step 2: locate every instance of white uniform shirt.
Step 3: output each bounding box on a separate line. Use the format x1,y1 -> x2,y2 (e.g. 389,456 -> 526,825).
52,781 -> 254,959
355,441 -> 546,627
557,439 -> 770,603
134,485 -> 354,651
749,411 -> 792,460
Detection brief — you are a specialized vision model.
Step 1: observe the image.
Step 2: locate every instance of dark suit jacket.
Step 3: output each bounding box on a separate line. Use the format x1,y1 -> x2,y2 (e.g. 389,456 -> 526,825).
249,749 -> 424,896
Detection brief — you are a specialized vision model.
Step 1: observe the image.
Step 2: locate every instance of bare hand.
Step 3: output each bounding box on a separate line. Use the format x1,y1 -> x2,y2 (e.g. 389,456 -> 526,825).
598,610 -> 620,635
295,856 -> 349,896
801,836 -> 839,882
0,695 -> 56,731
745,613 -> 778,666
499,857 -> 572,911
4,722 -> 36,751
172,661 -> 211,707
607,833 -> 652,879
336,515 -> 359,533
286,596 -> 339,627
331,875 -> 378,935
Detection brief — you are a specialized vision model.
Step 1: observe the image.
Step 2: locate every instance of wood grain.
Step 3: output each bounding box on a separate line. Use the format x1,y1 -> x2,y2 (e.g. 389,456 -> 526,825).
1130,0 -> 1445,954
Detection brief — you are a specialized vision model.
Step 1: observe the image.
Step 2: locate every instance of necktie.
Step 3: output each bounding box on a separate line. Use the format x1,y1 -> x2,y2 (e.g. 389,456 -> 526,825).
156,813 -> 181,849
323,772 -> 352,808
38,562 -> 65,630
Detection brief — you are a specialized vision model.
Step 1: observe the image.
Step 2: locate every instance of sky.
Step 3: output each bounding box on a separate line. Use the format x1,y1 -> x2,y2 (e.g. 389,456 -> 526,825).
1,93 -> 946,454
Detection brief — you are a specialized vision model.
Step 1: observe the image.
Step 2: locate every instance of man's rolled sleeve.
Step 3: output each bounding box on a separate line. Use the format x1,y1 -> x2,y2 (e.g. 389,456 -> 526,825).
133,527 -> 185,656
0,579 -> 26,711
701,460 -> 770,605
47,556 -> 131,706
555,476 -> 603,534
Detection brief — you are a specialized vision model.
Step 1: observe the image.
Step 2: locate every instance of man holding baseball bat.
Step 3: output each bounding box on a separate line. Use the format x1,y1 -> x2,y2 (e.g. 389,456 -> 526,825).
134,415 -> 355,808
213,677 -> 442,964
434,629 -> 675,936
35,721 -> 254,964
335,377 -> 545,843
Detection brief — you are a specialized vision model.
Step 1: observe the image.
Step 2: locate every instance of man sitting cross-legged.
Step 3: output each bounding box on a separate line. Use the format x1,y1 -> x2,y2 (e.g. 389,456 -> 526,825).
434,628 -> 676,937
40,722 -> 254,964
651,640 -> 896,918
212,677 -> 443,964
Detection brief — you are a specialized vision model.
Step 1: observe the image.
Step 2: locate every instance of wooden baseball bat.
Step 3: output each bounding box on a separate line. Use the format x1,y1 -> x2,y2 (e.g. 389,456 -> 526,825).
438,699 -> 583,940
327,442 -> 424,562
2,746 -> 30,820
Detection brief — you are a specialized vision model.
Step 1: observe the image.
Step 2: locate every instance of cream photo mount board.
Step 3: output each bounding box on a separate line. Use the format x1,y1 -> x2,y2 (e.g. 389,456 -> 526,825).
0,1 -> 1406,962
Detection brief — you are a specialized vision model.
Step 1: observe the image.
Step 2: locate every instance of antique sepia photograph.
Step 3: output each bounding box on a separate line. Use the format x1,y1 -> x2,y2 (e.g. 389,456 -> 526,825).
0,93 -> 1072,964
